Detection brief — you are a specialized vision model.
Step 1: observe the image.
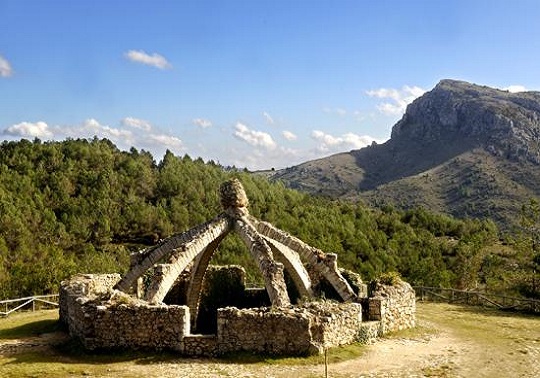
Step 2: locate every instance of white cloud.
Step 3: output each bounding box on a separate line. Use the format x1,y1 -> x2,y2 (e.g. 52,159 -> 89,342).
2,117 -> 186,162
193,118 -> 212,128
75,119 -> 183,152
223,128 -> 383,170
367,85 -> 425,115
311,130 -> 380,153
103,125 -> 132,139
4,121 -> 52,138
121,117 -> 152,131
323,107 -> 347,116
233,122 -> 276,150
505,85 -> 527,93
312,130 -> 341,147
148,134 -> 183,148
56,119 -> 133,148
263,111 -> 274,125
79,118 -> 132,140
124,50 -> 172,70
282,130 -> 297,141
0,55 -> 13,77
228,146 -> 302,170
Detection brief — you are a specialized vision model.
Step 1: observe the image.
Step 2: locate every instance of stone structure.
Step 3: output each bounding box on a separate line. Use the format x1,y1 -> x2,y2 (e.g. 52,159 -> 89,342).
115,178 -> 356,328
59,179 -> 416,356
367,279 -> 416,333
60,270 -> 414,355
60,274 -> 189,350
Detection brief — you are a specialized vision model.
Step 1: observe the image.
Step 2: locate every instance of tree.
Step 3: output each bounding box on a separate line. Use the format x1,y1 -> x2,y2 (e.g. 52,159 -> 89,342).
515,198 -> 540,298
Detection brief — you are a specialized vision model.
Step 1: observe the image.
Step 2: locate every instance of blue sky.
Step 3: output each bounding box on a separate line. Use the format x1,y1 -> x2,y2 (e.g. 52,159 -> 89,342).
1,0 -> 540,169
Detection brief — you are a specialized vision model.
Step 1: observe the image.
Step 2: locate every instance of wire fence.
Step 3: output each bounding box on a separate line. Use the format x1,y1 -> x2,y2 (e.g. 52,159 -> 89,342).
414,286 -> 540,314
0,294 -> 59,317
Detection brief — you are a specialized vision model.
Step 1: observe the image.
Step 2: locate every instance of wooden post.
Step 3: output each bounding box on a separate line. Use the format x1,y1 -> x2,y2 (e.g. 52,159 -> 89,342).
324,347 -> 328,378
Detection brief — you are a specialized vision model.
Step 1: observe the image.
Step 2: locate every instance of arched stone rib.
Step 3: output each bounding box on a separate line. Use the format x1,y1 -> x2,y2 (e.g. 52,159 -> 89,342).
254,219 -> 357,302
262,236 -> 313,299
234,217 -> 290,307
143,215 -> 232,303
114,213 -> 231,294
185,232 -> 228,330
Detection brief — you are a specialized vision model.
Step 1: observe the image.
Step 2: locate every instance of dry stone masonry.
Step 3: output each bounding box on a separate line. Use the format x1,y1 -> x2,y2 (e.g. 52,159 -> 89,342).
59,179 -> 416,356
368,279 -> 416,333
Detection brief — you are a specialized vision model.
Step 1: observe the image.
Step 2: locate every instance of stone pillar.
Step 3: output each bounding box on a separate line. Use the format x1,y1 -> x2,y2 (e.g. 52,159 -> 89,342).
219,179 -> 290,307
235,217 -> 290,307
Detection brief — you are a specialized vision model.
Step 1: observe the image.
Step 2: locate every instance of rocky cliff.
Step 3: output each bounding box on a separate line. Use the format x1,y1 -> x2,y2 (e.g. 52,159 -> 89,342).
392,79 -> 540,164
271,80 -> 540,228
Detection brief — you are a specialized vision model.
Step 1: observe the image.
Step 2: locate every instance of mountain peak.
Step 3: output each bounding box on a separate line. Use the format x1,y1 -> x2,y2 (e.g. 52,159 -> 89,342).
391,80 -> 540,165
271,80 -> 540,228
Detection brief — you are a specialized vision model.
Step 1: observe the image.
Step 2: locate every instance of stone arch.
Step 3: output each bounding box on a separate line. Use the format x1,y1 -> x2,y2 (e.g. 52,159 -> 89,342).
143,215 -> 232,303
185,232 -> 229,329
115,179 -> 357,318
115,214 -> 231,299
254,220 -> 356,302
233,216 -> 290,307
263,236 -> 313,299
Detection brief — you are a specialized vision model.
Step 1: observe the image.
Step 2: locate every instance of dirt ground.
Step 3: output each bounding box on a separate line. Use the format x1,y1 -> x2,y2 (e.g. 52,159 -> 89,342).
1,302 -> 539,377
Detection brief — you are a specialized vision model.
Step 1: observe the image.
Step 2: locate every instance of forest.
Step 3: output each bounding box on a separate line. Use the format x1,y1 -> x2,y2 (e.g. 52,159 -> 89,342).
0,138 -> 538,300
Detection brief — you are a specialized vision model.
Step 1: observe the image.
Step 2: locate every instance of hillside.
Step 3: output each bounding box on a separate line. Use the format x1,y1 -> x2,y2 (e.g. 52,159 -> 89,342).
271,79 -> 540,228
0,138 -> 518,300
1,138 -> 538,302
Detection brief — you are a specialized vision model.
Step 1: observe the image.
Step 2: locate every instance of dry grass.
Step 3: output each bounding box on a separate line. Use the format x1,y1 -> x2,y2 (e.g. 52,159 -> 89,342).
1,303 -> 539,377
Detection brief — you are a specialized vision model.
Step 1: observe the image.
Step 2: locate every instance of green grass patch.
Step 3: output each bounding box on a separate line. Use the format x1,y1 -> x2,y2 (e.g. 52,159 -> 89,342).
383,322 -> 438,340
417,302 -> 540,349
0,310 -> 60,339
0,345 -> 183,378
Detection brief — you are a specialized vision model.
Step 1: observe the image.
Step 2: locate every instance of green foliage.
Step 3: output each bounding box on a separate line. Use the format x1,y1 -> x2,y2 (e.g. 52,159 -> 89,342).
0,138 -> 529,300
376,271 -> 402,286
508,198 -> 540,298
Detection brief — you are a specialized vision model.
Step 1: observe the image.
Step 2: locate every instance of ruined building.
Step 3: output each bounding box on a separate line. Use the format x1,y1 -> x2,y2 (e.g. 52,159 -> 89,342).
60,179 -> 415,356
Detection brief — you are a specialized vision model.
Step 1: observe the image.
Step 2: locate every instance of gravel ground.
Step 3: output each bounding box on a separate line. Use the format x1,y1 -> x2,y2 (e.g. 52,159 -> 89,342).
1,303 -> 539,377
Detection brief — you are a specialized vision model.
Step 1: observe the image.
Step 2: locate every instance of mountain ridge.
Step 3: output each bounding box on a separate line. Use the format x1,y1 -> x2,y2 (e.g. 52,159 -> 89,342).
270,79 -> 540,228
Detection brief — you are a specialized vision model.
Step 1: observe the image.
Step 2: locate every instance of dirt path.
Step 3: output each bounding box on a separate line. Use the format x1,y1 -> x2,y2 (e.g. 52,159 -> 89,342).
125,330 -> 464,378
114,303 -> 540,377
2,303 -> 539,377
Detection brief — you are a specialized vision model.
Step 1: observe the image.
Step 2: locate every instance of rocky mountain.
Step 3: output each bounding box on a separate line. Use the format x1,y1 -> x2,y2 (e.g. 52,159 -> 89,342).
271,79 -> 540,228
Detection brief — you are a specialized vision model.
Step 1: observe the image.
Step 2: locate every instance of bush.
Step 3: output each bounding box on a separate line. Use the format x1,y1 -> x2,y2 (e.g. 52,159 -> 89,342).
376,271 -> 402,286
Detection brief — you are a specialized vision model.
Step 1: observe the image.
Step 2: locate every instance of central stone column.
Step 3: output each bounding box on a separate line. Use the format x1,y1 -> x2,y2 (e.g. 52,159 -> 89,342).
220,179 -> 290,307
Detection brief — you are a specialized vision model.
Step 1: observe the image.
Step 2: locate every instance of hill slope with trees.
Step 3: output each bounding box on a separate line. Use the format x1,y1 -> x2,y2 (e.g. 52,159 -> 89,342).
0,138 -> 537,300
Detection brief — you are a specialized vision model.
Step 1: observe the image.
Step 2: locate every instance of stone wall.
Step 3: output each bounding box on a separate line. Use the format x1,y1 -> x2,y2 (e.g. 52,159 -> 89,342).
305,302 -> 363,348
181,335 -> 218,357
89,304 -> 189,350
59,273 -> 121,336
216,301 -> 362,355
217,306 -> 316,355
367,279 -> 416,333
194,265 -> 249,333
59,272 -> 415,356
60,274 -> 190,350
